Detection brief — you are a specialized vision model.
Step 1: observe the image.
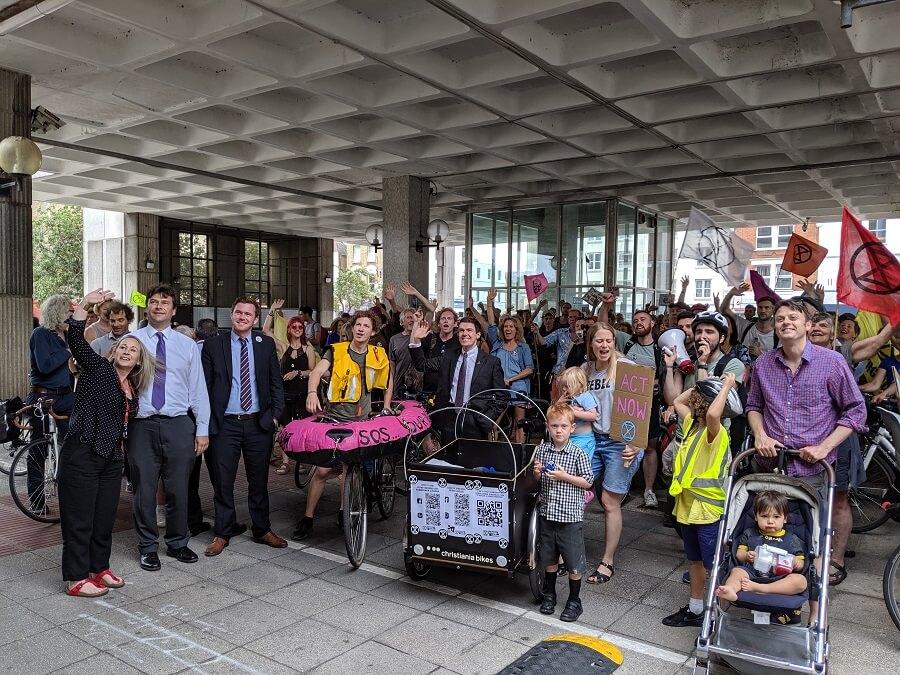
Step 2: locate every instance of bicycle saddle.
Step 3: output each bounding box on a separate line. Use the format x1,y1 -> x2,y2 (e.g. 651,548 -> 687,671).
326,428 -> 354,443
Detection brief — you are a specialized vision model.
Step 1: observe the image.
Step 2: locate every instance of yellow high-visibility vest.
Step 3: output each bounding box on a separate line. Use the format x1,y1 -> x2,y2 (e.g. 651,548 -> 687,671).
327,342 -> 389,403
670,414 -> 730,519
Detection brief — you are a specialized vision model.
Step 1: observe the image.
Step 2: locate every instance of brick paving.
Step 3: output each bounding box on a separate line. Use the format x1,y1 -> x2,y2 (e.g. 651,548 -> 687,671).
0,462 -> 895,674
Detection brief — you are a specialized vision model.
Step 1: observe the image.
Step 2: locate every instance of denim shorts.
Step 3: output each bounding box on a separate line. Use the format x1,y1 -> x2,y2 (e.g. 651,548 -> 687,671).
539,517 -> 587,575
592,434 -> 643,495
680,521 -> 720,570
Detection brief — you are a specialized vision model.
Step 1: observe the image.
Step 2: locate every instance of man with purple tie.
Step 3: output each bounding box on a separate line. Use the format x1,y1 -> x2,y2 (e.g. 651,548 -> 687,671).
128,285 -> 210,571
201,297 -> 286,557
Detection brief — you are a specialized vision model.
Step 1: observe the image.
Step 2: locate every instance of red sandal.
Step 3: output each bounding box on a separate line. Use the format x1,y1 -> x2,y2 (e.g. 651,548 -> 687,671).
66,578 -> 108,597
92,569 -> 125,588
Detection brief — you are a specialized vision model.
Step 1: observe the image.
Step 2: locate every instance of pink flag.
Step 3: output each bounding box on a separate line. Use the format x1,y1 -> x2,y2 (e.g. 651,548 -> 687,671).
524,273 -> 549,302
749,269 -> 782,304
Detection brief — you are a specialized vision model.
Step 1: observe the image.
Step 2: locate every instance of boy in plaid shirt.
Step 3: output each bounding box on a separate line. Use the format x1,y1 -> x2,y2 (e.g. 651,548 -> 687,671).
532,402 -> 595,622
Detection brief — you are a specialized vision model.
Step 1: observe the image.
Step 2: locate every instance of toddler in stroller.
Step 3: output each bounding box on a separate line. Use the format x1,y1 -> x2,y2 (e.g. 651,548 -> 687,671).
715,490 -> 808,621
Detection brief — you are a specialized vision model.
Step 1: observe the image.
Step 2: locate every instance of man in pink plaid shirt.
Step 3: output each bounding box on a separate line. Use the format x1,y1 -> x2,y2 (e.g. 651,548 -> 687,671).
746,299 -> 866,489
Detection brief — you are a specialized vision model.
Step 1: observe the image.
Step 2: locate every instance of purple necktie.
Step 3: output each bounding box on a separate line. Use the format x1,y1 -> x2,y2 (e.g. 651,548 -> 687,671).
454,350 -> 468,406
239,337 -> 251,411
152,331 -> 166,410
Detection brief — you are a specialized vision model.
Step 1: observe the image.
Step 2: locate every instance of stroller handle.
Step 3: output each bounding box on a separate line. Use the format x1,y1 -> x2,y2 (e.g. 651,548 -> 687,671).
730,446 -> 836,485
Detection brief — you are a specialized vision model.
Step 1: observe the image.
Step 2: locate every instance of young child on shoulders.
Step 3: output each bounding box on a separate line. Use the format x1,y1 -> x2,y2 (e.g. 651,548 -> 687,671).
662,371 -> 737,628
532,402 -> 595,623
553,367 -> 599,457
716,490 -> 807,602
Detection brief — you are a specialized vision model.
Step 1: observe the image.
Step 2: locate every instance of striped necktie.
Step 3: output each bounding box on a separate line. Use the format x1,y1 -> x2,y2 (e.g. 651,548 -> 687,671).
239,337 -> 251,411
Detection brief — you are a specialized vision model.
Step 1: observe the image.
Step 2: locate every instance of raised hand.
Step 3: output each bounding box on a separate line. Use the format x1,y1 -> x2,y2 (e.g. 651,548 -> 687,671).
713,293 -> 720,310
399,280 -> 417,296
384,283 -> 396,301
814,283 -> 825,300
795,277 -> 815,296
271,298 -> 285,311
82,288 -> 114,308
412,319 -> 431,341
680,275 -> 689,290
486,287 -> 497,303
733,281 -> 751,296
600,291 -> 616,305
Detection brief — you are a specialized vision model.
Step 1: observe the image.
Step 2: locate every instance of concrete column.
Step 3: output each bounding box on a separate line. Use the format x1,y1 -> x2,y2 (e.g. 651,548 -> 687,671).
123,213 -> 160,323
298,236 -> 333,325
382,175 -> 430,304
0,68 -> 32,398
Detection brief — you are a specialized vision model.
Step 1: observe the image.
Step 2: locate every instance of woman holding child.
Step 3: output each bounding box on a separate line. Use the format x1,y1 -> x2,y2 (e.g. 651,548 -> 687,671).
580,322 -> 643,585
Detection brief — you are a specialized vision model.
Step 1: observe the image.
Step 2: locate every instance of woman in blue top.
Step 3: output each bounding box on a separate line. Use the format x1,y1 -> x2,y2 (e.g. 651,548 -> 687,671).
487,315 -> 534,443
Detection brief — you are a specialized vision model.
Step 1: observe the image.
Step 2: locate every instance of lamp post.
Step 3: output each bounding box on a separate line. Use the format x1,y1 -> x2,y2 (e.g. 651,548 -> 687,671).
0,136 -> 42,195
365,224 -> 384,252
415,218 -> 450,253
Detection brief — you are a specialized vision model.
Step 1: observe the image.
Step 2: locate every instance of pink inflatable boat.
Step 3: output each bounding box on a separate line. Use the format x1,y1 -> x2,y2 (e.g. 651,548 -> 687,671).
279,401 -> 431,457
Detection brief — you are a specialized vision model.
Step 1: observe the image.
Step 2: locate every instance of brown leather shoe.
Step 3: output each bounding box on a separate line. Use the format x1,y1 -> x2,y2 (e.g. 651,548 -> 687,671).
204,536 -> 228,557
252,531 -> 287,548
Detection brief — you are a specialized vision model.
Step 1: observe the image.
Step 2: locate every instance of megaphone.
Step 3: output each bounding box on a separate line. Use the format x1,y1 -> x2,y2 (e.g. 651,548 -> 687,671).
659,328 -> 695,375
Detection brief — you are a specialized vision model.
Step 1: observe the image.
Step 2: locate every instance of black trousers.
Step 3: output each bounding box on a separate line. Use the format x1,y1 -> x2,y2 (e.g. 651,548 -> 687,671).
187,453 -> 216,531
58,439 -> 123,581
209,417 -> 273,539
127,415 -> 196,554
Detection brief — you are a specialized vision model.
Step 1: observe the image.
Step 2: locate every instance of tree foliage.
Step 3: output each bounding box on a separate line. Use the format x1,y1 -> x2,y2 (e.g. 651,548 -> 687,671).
32,203 -> 83,301
334,266 -> 379,312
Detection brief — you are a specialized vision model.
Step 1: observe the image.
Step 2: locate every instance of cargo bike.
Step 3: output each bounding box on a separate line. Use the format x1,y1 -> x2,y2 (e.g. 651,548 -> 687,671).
279,400 -> 431,568
401,391 -> 548,602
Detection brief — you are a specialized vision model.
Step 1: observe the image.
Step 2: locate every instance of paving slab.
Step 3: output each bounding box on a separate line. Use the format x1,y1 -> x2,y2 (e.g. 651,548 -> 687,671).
315,593 -> 419,638
245,617 -> 365,671
317,562 -> 397,592
259,576 -> 359,616
369,578 -> 457,611
378,613 -> 490,668
214,559 -> 307,597
0,603 -> 52,646
190,597 -> 300,647
53,651 -> 144,674
428,596 -> 520,633
313,639 -> 439,674
607,603 -> 699,654
827,618 -> 900,675
271,547 -> 344,575
0,550 -> 58,580
0,626 -> 97,674
453,635 -> 531,675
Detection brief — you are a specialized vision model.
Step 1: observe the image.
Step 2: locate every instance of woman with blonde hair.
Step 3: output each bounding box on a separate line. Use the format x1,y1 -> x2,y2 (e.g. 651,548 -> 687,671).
488,314 -> 534,443
58,289 -> 156,597
581,321 -> 642,585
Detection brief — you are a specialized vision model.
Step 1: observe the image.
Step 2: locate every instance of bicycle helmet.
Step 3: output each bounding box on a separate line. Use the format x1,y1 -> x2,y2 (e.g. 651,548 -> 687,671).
694,376 -> 743,418
691,310 -> 729,338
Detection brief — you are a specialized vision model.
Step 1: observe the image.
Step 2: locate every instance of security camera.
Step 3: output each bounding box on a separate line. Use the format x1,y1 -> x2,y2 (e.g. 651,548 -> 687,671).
31,106 -> 65,134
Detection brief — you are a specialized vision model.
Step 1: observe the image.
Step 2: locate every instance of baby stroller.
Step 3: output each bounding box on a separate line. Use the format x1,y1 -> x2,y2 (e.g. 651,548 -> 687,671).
695,448 -> 833,675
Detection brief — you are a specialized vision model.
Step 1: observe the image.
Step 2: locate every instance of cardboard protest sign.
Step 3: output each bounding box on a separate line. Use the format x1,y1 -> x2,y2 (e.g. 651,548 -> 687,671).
610,361 -> 655,450
582,286 -> 601,307
129,290 -> 147,308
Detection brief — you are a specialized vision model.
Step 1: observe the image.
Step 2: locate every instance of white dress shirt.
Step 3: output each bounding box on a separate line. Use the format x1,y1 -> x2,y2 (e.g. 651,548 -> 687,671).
131,325 -> 211,436
450,346 -> 479,403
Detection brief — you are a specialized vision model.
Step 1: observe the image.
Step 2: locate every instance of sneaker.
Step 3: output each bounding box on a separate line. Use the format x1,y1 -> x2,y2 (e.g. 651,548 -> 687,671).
643,489 -> 659,508
539,593 -> 557,615
156,505 -> 166,528
661,605 -> 703,627
292,517 -> 313,541
560,598 -> 583,622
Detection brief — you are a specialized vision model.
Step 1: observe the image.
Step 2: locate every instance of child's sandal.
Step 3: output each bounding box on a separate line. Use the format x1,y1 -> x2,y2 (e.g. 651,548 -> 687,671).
587,561 -> 614,584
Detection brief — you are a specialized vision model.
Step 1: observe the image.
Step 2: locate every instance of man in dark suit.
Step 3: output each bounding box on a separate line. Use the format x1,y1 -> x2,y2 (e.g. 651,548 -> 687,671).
409,316 -> 506,441
201,297 -> 287,556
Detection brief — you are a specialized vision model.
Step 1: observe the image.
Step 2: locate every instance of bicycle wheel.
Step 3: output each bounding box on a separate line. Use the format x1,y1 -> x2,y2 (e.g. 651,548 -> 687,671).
526,506 -> 545,603
376,456 -> 397,520
850,453 -> 896,533
294,462 -> 314,490
342,462 -> 368,568
9,438 -> 60,524
885,543 -> 900,631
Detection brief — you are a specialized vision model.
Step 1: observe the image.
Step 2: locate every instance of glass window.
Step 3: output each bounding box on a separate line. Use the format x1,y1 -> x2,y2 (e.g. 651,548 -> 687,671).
173,231 -> 210,307
868,219 -> 886,242
756,225 -> 792,249
615,202 -> 635,288
560,202 -> 606,290
774,264 -> 792,290
635,211 -> 656,289
695,279 -> 711,299
655,217 -> 673,292
471,211 -> 509,291
754,263 -> 771,280
244,238 -> 270,303
511,206 -> 559,287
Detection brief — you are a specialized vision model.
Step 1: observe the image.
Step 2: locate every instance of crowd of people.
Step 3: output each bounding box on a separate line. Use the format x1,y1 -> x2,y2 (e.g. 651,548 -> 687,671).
27,275 -> 899,633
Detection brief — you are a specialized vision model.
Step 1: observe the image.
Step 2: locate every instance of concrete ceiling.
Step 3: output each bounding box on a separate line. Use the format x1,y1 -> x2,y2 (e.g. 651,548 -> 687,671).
2,0 -> 900,241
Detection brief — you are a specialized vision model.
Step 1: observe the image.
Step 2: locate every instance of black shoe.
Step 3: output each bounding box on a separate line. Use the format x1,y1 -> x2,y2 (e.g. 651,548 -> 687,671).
165,546 -> 198,563
230,522 -> 247,537
539,593 -> 557,615
662,605 -> 703,627
140,552 -> 161,571
560,599 -> 583,623
292,517 -> 313,541
189,521 -> 212,536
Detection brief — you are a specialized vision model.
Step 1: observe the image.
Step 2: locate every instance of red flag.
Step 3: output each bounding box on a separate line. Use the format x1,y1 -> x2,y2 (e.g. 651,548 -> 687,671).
781,232 -> 827,277
523,273 -> 549,302
749,269 -> 782,304
837,207 -> 900,324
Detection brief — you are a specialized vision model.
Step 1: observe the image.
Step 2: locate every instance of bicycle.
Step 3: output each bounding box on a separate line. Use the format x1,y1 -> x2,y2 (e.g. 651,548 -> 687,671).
8,398 -> 68,524
883,504 -> 900,631
849,396 -> 899,533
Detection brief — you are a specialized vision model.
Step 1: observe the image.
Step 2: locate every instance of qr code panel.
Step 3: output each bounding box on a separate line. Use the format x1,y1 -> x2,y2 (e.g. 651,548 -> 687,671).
425,494 -> 440,526
454,494 -> 471,527
476,499 -> 503,528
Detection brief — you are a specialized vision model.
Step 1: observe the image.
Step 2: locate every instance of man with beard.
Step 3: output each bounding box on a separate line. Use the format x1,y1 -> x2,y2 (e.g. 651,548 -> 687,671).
675,310 -> 698,361
720,282 -> 776,359
531,308 -> 582,379
599,293 -> 665,508
90,301 -> 134,355
420,307 -> 460,397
